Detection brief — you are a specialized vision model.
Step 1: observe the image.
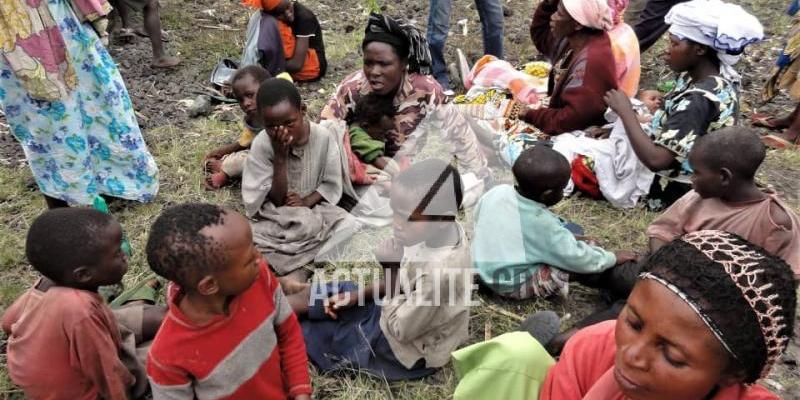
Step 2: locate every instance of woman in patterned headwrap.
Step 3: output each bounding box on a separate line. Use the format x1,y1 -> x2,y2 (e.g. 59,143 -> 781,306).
321,13 -> 490,189
452,230 -> 796,400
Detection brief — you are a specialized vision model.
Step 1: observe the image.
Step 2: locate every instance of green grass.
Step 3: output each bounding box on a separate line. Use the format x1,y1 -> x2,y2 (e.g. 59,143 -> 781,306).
1,0 -> 799,399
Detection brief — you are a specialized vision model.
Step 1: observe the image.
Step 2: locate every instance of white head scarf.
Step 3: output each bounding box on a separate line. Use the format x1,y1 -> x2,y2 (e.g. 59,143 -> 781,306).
665,0 -> 763,83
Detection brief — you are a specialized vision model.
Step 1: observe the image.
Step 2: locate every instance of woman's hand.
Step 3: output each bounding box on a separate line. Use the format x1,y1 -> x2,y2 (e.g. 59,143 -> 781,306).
604,89 -> 634,117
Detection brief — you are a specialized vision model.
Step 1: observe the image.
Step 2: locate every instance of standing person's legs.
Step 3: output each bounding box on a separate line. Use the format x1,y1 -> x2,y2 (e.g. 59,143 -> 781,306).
427,0 -> 453,90
475,0 -> 504,59
143,0 -> 180,67
634,0 -> 689,52
623,0 -> 648,26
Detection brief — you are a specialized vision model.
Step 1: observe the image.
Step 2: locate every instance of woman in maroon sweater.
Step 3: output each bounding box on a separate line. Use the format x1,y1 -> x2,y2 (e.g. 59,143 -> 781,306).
526,0 -> 621,135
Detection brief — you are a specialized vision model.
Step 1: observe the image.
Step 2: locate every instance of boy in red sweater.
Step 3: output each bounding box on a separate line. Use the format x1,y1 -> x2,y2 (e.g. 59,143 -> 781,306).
145,203 -> 311,400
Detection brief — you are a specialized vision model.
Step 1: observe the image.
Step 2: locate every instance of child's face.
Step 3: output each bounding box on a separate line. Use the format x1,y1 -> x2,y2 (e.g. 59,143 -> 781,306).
364,115 -> 394,140
639,90 -> 663,113
261,100 -> 308,146
614,279 -> 733,400
232,74 -> 261,123
272,0 -> 294,23
688,150 -> 725,199
202,211 -> 262,296
389,186 -> 449,247
88,221 -> 129,287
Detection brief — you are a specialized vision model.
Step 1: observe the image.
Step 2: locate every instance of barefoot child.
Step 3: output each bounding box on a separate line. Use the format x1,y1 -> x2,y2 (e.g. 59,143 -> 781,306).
205,66 -> 271,189
145,203 -> 312,400
2,209 -> 162,400
454,230 -> 796,400
472,145 -> 636,299
286,159 -> 472,380
242,78 -> 354,280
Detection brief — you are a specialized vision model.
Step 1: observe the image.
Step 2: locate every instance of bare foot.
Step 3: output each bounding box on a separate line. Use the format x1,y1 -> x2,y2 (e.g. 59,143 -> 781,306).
205,172 -> 230,190
151,55 -> 181,68
206,159 -> 223,174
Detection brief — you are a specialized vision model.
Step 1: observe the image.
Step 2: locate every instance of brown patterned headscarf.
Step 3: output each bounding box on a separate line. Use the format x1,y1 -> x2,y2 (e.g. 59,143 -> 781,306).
639,230 -> 796,383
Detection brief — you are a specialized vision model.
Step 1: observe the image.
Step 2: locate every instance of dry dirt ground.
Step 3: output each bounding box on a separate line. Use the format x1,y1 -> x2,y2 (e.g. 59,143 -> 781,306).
1,0 -> 799,399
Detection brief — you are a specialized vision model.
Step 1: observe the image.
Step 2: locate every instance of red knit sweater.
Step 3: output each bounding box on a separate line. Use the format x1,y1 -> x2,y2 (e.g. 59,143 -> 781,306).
147,260 -> 311,399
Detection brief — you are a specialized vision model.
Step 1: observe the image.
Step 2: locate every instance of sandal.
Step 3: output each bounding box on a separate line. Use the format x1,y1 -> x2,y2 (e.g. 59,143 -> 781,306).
762,134 -> 799,150
109,274 -> 161,308
751,113 -> 786,131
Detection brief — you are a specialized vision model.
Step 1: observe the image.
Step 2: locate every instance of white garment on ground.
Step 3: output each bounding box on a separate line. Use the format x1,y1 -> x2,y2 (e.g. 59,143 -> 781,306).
552,102 -> 655,209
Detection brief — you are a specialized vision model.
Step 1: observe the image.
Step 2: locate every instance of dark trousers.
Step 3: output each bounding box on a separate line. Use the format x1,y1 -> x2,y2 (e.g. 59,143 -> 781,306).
571,260 -> 643,330
633,0 -> 691,52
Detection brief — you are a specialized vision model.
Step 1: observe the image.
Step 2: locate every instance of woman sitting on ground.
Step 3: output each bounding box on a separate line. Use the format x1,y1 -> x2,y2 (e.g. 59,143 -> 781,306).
604,0 -> 763,210
320,13 -> 489,184
453,230 -> 796,400
524,0 -> 641,135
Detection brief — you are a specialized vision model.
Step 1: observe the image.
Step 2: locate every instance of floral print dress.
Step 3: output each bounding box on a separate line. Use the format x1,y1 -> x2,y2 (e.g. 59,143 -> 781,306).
649,71 -> 738,183
0,0 -> 158,205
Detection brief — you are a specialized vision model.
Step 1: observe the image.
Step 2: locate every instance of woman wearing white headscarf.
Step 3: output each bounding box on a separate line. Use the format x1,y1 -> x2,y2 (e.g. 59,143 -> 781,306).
604,0 -> 763,210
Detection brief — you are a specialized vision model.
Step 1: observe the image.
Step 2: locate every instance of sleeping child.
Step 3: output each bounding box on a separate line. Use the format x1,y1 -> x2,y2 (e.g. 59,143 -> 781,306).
344,93 -> 401,185
242,78 -> 354,281
285,159 -> 472,381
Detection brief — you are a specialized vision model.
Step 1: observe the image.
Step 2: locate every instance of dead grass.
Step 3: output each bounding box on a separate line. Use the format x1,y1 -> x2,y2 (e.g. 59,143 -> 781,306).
1,0 -> 799,399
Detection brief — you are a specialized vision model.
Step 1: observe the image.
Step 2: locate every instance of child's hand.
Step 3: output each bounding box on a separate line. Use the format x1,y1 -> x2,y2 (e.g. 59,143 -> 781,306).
614,250 -> 639,265
285,192 -> 304,207
374,237 -> 404,266
604,89 -> 633,116
323,292 -> 359,319
294,395 -> 311,400
575,235 -> 600,247
270,126 -> 294,155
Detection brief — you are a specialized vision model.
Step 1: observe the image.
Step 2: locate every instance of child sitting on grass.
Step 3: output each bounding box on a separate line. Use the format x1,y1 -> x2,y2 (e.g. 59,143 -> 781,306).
285,159 -> 472,381
243,0 -> 326,82
205,65 -> 271,190
454,230 -> 796,400
242,78 -> 354,281
145,203 -> 311,400
2,208 -> 163,400
344,93 -> 401,185
472,145 -> 636,299
648,127 -> 800,277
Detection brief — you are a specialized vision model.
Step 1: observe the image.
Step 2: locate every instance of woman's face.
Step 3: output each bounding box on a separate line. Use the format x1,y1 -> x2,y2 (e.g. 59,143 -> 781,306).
363,41 -> 406,96
614,279 -> 737,400
550,2 -> 579,40
666,34 -> 703,72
